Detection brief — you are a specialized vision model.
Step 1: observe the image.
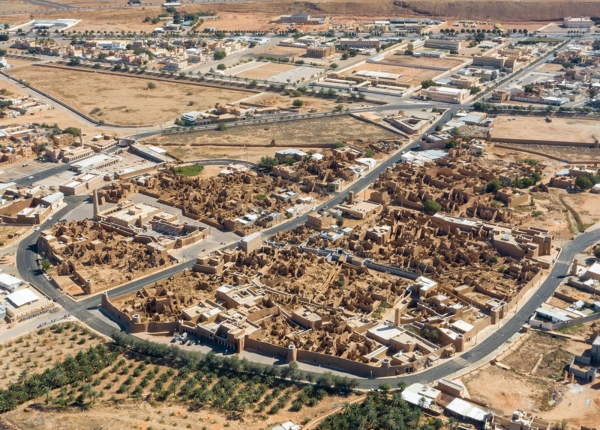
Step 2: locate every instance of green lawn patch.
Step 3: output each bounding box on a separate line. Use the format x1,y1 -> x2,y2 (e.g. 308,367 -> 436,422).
174,164 -> 204,176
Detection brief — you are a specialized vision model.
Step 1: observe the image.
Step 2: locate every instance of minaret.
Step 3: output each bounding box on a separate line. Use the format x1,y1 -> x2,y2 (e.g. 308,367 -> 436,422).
93,189 -> 100,220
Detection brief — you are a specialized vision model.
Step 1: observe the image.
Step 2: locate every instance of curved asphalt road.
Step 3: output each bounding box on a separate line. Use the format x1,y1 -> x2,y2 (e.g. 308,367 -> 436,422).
17,105 -> 600,387
13,42 -> 568,384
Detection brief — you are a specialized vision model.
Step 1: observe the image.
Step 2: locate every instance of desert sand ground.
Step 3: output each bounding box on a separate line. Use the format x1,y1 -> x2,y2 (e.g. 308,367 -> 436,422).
146,115 -> 400,152
7,66 -> 253,126
490,116 -> 600,144
462,331 -> 600,428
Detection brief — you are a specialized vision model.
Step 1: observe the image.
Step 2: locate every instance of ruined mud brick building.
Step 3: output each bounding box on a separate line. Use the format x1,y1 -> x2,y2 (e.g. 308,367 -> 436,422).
370,150 -> 546,224
271,147 -> 376,193
101,198 -> 554,377
133,169 -> 316,236
96,182 -> 137,204
37,200 -> 208,294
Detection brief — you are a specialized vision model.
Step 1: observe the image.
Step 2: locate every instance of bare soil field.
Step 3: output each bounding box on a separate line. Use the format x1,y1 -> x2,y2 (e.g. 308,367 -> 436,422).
0,0 -> 49,13
253,45 -> 308,58
145,115 -> 399,155
384,52 -> 466,69
0,225 -> 30,247
343,62 -> 441,85
463,331 -> 600,427
4,0 -> 600,27
247,92 -> 370,113
3,58 -> 38,70
4,391 -> 351,430
498,143 -> 600,163
235,62 -> 297,80
7,66 -> 252,126
490,116 -> 600,144
539,63 -> 566,73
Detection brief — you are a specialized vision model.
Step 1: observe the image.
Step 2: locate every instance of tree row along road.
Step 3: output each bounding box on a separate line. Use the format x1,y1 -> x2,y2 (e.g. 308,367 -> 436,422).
14,42 -> 567,385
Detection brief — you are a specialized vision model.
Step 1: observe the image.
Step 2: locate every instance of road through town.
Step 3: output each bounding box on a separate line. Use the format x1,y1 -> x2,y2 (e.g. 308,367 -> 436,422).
11,41 -> 572,386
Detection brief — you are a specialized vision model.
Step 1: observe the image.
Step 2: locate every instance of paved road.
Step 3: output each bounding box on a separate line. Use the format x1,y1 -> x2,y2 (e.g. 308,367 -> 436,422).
13,37 -> 577,385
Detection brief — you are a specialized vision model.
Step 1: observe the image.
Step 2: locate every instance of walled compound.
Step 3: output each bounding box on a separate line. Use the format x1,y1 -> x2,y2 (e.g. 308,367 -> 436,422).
97,147 -> 558,377
368,148 -> 547,224
37,197 -> 208,295
101,205 -> 553,377
132,167 -> 319,236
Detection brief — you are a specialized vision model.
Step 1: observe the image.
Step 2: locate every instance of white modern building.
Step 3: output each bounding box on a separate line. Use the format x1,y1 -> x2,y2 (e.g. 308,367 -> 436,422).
0,272 -> 24,293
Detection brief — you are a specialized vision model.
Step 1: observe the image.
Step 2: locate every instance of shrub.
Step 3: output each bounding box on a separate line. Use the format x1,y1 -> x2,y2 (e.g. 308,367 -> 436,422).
594,246 -> 600,259
364,149 -> 375,158
575,175 -> 593,189
258,156 -> 279,171
147,82 -> 156,89
423,200 -> 441,215
216,123 -> 227,131
486,179 -> 502,193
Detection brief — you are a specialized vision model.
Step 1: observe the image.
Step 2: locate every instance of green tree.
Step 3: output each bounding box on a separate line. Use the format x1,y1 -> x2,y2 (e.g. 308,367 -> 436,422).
40,259 -> 52,272
329,63 -> 338,69
532,172 -> 542,183
216,123 -> 227,131
216,63 -> 226,70
421,80 -> 437,89
214,50 -> 226,60
62,127 -> 80,137
575,175 -> 593,189
258,156 -> 279,171
486,179 -> 503,193
147,82 -> 156,89
423,200 -> 441,215
593,246 -> 600,259
378,382 -> 392,393
292,99 -> 304,108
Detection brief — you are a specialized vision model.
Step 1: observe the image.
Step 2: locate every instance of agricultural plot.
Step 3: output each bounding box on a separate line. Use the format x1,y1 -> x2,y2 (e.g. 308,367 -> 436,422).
0,328 -> 352,430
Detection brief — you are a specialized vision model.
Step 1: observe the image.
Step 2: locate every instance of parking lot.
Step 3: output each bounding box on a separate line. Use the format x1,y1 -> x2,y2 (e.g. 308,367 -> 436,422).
0,159 -> 59,183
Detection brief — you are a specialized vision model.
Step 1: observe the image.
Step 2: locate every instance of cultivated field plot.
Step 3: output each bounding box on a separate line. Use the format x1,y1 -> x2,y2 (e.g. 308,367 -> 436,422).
1,323 -> 350,430
7,66 -> 252,126
490,116 -> 600,144
383,52 -> 466,69
0,322 -> 104,390
342,62 -> 441,85
144,115 -> 399,158
234,62 -> 297,80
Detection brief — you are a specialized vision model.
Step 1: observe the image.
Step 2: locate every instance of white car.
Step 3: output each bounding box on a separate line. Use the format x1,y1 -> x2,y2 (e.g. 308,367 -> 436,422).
27,176 -> 34,180
48,217 -> 52,221
35,227 -> 40,231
